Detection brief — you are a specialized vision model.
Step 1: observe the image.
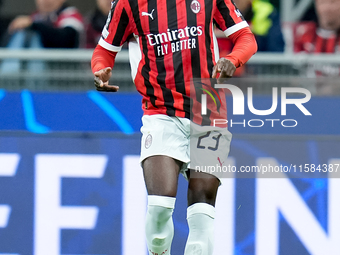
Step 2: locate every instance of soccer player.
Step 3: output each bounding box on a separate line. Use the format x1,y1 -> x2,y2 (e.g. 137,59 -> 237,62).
91,0 -> 257,254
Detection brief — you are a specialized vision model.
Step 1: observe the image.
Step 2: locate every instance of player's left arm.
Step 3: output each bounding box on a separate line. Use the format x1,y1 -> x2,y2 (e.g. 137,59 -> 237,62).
212,0 -> 257,82
212,27 -> 257,81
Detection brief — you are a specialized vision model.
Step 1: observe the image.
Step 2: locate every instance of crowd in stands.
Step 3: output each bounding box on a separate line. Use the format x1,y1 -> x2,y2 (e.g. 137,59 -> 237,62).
0,0 -> 11,43
86,0 -> 112,49
0,0 -> 339,53
294,0 -> 340,54
0,0 -> 112,50
0,0 -> 338,94
216,0 -> 285,56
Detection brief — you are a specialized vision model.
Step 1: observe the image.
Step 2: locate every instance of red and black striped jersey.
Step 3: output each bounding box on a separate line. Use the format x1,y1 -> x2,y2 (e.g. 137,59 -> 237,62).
294,22 -> 340,54
99,0 -> 248,124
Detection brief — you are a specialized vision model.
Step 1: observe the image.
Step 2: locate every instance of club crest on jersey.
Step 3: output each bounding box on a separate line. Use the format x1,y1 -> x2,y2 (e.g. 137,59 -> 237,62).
145,134 -> 152,149
190,0 -> 201,14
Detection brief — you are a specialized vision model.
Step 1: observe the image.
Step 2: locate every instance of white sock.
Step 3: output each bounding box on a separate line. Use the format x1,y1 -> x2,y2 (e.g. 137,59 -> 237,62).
145,195 -> 176,255
184,203 -> 215,255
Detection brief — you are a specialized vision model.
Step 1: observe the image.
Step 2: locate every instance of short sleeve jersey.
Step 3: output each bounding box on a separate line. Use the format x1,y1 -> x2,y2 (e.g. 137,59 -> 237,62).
100,0 -> 247,123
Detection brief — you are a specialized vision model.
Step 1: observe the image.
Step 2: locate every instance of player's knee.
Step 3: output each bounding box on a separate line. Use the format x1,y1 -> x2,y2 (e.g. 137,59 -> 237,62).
147,204 -> 173,223
189,191 -> 215,206
184,203 -> 215,255
147,186 -> 177,198
146,195 -> 176,229
146,196 -> 175,254
188,177 -> 219,204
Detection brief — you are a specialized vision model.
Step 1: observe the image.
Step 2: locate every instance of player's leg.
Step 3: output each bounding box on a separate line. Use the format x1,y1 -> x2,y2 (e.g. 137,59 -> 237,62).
140,114 -> 190,255
184,170 -> 219,255
143,155 -> 181,197
184,122 -> 232,255
143,155 -> 182,255
187,170 -> 219,206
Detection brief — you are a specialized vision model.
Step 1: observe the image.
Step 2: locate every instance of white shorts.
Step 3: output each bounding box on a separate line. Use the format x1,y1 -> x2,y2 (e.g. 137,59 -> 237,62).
140,114 -> 232,180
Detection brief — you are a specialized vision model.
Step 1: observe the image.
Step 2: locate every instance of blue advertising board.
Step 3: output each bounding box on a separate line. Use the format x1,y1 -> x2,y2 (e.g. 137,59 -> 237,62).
0,133 -> 339,255
0,90 -> 339,135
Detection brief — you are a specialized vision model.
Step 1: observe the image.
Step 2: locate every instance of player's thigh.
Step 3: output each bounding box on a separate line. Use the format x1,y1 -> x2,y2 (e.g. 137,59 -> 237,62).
142,155 -> 182,197
140,114 -> 190,197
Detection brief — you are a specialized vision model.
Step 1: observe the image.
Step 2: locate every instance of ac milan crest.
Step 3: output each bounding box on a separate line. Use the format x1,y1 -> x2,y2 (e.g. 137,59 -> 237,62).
190,0 -> 201,14
145,134 -> 152,149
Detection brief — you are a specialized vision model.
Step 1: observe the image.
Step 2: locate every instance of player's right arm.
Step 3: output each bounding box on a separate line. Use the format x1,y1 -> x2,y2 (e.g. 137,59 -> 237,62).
92,45 -> 118,92
91,0 -> 132,92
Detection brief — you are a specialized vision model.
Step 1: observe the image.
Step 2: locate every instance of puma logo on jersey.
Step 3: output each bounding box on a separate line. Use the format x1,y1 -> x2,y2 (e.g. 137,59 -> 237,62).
142,9 -> 155,20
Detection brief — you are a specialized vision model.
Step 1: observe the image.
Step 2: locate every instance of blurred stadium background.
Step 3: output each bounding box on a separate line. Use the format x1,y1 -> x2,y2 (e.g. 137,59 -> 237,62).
0,0 -> 340,255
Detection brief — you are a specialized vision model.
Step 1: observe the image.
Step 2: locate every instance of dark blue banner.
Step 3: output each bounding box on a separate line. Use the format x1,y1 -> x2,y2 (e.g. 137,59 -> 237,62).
0,133 -> 339,255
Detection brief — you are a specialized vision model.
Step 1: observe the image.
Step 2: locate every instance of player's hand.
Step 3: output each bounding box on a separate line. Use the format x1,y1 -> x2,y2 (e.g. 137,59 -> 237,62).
8,16 -> 33,33
93,67 -> 119,92
212,58 -> 236,83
